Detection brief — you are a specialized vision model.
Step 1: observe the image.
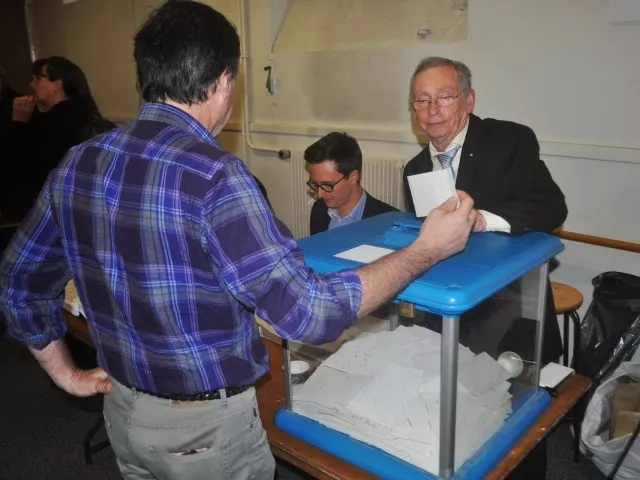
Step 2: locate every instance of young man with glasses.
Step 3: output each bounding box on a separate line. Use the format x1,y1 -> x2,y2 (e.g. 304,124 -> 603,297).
305,132 -> 398,235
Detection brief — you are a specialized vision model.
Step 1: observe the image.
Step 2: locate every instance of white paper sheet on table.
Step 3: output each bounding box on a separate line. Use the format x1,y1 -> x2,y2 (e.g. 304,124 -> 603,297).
407,168 -> 458,218
334,245 -> 394,263
539,362 -> 574,388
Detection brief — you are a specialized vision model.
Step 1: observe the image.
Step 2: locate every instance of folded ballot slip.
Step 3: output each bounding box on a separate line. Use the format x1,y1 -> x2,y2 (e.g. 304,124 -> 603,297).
407,168 -> 458,218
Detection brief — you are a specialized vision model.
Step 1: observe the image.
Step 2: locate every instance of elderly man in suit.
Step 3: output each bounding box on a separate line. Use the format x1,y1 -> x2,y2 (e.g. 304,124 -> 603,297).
403,57 -> 568,480
306,132 -> 397,235
403,56 -> 567,234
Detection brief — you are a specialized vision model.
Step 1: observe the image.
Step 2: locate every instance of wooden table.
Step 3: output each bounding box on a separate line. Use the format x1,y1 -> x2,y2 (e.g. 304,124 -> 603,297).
64,313 -> 592,480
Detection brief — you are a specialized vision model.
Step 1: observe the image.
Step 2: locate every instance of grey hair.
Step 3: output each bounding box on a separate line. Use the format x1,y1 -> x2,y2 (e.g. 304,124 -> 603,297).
409,56 -> 472,102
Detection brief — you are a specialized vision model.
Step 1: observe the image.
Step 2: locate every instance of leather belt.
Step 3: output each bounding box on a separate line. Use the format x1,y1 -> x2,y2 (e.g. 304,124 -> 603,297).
132,384 -> 251,402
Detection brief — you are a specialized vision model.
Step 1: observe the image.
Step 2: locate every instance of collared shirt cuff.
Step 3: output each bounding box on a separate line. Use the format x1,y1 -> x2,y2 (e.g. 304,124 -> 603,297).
479,210 -> 511,233
334,269 -> 363,320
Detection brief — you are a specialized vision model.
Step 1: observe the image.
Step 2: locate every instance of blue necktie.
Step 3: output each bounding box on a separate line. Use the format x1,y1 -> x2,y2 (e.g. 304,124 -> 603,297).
436,146 -> 460,181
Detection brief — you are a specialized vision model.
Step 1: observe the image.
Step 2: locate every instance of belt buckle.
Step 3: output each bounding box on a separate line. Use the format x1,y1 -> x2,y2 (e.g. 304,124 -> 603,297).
200,391 -> 217,401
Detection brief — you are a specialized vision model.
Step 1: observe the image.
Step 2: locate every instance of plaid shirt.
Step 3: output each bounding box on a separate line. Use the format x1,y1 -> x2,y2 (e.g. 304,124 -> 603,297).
0,103 -> 362,394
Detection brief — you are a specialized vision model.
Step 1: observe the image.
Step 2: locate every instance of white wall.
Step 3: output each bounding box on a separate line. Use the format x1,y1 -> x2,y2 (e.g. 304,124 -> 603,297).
28,1 -> 640,353
243,0 -> 640,358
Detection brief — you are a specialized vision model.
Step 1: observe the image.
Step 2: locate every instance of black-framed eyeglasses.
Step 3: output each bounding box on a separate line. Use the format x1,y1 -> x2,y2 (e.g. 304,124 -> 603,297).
412,91 -> 464,110
306,175 -> 347,193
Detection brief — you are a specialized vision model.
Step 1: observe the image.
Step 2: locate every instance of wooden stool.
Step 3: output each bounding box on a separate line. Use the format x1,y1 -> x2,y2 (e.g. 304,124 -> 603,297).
551,281 -> 583,370
551,281 -> 584,462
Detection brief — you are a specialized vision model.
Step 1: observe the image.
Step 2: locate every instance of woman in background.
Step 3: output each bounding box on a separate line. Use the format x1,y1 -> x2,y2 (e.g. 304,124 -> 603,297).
2,56 -> 114,222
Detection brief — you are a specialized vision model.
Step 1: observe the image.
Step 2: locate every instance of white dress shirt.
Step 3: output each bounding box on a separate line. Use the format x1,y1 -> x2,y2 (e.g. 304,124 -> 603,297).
429,120 -> 511,233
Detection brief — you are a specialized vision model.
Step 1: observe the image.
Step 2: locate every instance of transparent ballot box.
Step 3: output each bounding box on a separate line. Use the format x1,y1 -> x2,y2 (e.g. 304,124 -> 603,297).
273,212 -> 564,480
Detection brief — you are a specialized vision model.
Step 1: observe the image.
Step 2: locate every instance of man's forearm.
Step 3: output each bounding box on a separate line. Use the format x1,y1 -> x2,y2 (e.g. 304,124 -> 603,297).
356,243 -> 436,317
29,339 -> 78,391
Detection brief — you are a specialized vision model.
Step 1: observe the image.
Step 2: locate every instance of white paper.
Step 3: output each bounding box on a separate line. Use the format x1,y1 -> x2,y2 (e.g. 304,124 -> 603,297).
407,169 -> 458,218
539,362 -> 574,388
291,326 -> 513,474
457,352 -> 512,396
348,364 -> 423,426
334,244 -> 394,264
294,364 -> 368,406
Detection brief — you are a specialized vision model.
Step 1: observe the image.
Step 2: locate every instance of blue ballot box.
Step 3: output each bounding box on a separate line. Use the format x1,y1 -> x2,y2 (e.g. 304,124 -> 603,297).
274,211 -> 564,479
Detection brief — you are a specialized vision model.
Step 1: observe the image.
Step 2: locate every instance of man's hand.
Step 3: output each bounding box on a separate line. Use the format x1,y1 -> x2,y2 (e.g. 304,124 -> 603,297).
355,191 -> 476,317
416,190 -> 477,263
29,339 -> 112,398
12,95 -> 36,123
472,209 -> 487,232
65,367 -> 112,397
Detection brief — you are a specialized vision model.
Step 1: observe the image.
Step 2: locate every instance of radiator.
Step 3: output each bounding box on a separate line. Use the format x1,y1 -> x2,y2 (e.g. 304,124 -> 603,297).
290,151 -> 406,239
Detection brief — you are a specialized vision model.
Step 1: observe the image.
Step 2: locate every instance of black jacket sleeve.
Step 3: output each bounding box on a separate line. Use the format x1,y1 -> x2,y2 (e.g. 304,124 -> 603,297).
309,199 -> 329,235
491,126 -> 567,234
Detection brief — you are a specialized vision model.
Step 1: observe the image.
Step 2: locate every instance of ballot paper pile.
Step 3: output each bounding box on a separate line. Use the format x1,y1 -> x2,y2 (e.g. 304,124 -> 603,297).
292,325 -> 513,474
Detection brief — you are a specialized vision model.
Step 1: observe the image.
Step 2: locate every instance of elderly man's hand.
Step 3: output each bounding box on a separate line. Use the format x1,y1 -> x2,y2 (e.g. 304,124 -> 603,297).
472,209 -> 487,232
12,96 -> 36,123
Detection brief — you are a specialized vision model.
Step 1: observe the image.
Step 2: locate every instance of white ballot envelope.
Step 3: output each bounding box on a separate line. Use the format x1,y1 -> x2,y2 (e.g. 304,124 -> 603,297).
407,168 -> 458,218
334,245 -> 394,264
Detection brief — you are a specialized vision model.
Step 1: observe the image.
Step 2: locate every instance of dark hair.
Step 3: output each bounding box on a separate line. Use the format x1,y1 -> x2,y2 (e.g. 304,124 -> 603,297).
33,56 -> 114,140
134,0 -> 240,105
304,132 -> 363,181
33,56 -> 100,116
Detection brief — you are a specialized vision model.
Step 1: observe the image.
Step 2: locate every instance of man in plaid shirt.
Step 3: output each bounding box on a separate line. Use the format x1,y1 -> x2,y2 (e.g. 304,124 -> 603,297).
0,2 -> 476,479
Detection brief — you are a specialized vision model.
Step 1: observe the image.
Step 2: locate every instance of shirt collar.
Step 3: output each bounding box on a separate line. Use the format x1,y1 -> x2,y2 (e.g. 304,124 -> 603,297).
429,117 -> 470,156
137,102 -> 219,147
328,189 -> 367,220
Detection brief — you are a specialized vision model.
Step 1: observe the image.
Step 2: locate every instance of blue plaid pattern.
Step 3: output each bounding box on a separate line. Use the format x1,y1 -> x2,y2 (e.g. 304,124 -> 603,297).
0,102 -> 362,394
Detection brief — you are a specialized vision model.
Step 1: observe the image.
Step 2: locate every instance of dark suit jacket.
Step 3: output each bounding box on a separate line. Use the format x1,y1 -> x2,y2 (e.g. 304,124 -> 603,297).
310,190 -> 398,235
403,114 -> 568,234
403,114 -> 567,364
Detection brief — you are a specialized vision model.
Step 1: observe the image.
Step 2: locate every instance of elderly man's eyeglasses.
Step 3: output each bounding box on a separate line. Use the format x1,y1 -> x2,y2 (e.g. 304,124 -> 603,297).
412,91 -> 464,110
307,175 -> 347,193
